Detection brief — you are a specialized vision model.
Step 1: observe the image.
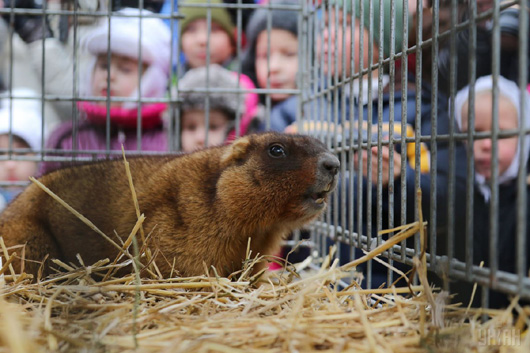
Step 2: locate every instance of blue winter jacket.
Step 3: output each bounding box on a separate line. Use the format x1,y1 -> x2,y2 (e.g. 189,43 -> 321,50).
307,78 -> 467,235
310,77 -> 468,288
270,95 -> 297,132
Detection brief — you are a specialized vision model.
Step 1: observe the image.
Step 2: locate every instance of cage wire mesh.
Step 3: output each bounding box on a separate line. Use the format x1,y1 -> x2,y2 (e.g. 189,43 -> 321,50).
0,0 -> 529,308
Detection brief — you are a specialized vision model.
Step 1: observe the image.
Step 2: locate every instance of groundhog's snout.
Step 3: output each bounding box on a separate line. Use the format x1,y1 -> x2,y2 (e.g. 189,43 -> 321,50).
308,152 -> 340,207
319,153 -> 340,177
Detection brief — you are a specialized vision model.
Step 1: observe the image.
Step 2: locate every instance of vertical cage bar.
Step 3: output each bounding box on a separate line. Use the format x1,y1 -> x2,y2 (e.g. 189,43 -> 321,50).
515,0 -> 529,293
464,0 -> 477,281
386,0 -> 396,286
413,0 -> 423,263
429,0 -> 440,270
399,0 -> 408,262
487,0 -> 501,294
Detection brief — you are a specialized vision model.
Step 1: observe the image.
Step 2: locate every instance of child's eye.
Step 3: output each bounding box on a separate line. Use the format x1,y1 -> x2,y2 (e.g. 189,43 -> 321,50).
183,123 -> 196,131
119,68 -> 132,75
211,23 -> 224,32
118,64 -> 136,74
185,22 -> 199,33
96,60 -> 109,70
210,124 -> 224,131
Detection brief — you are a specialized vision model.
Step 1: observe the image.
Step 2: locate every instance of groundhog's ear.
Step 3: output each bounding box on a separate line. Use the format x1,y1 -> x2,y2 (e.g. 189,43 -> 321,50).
221,137 -> 251,166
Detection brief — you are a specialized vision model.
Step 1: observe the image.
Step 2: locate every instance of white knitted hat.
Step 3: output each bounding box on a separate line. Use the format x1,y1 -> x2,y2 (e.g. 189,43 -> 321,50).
81,8 -> 171,106
454,75 -> 530,200
0,88 -> 43,151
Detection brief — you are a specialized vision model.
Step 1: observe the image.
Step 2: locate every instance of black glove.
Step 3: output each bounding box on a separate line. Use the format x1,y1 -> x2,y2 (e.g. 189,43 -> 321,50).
2,0 -> 53,43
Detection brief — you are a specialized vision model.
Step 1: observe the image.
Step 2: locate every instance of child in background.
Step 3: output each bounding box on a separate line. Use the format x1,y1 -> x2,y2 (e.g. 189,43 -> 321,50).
42,8 -> 171,174
312,0 -> 469,290
0,88 -> 42,211
179,0 -> 236,73
454,75 -> 530,308
178,64 -> 261,152
241,0 -> 298,132
240,0 -> 301,269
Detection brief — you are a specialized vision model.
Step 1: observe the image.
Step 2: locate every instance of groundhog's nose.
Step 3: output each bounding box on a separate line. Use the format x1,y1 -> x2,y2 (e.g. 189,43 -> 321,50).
319,153 -> 340,176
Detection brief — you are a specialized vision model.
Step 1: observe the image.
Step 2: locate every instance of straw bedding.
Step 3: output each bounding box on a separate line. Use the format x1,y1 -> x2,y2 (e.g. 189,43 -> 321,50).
1,221 -> 528,353
0,159 -> 528,352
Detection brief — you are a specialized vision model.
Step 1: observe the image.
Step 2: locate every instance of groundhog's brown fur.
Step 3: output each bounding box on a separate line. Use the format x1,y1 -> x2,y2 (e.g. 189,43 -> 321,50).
0,132 -> 339,278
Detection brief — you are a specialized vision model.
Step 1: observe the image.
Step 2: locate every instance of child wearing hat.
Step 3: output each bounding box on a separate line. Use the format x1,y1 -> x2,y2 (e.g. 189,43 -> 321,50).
241,0 -> 299,132
42,7 -> 171,174
312,0 -> 469,291
0,88 -> 42,211
179,0 -> 237,73
178,64 -> 261,152
452,75 -> 530,308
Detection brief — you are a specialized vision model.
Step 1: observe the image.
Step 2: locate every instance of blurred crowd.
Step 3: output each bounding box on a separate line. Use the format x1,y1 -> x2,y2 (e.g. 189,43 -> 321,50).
0,0 -> 529,308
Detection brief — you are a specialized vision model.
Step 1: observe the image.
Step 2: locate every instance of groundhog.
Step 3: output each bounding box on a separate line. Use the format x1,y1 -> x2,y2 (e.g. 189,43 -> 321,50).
0,132 -> 339,279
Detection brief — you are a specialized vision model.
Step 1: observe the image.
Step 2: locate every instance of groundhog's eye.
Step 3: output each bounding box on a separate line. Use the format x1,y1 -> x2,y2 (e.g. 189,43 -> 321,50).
268,144 -> 286,158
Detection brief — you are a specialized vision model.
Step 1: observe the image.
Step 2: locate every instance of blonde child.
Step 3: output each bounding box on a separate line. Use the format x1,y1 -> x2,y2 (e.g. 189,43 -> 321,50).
454,75 -> 530,308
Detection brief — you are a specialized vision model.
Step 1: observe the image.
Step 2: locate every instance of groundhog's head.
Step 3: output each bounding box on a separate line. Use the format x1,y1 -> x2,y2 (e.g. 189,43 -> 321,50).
218,132 -> 340,231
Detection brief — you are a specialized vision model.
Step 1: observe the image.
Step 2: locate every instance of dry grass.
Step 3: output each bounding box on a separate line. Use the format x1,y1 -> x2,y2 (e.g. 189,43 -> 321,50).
0,155 -> 528,352
1,222 -> 528,353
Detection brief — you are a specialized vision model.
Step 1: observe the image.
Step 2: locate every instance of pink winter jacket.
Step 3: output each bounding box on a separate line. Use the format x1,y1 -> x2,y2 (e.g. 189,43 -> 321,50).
225,72 -> 260,143
40,102 -> 168,175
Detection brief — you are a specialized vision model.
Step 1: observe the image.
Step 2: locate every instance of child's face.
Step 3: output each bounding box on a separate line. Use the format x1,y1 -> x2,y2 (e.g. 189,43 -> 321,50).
255,29 -> 298,102
0,135 -> 38,183
91,54 -> 146,107
461,94 -> 519,180
181,19 -> 234,69
318,10 -> 376,77
180,109 -> 231,152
